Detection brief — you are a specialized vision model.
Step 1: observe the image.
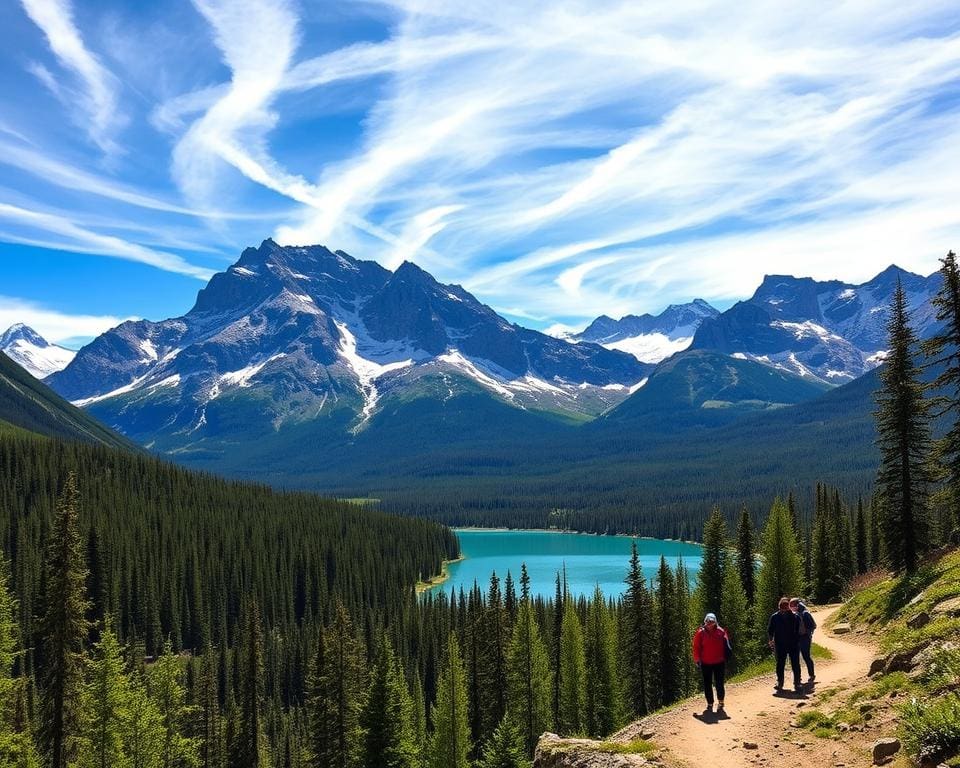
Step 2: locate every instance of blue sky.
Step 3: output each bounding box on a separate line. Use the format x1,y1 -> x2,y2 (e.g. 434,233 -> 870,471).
2,0 -> 960,345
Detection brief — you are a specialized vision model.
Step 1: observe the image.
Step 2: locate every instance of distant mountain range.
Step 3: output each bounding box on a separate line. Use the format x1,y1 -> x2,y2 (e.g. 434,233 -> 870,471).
0,323 -> 75,378
36,239 -> 942,502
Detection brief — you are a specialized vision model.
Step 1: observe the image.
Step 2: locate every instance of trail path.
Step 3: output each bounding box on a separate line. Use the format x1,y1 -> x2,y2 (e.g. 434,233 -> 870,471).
631,606 -> 877,767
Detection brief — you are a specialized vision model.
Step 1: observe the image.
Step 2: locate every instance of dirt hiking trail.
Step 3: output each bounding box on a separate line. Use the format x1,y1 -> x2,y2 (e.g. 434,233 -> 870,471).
622,606 -> 877,767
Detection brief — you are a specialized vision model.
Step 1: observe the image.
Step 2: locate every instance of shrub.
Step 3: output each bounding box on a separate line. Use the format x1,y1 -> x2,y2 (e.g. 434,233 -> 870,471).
900,693 -> 960,763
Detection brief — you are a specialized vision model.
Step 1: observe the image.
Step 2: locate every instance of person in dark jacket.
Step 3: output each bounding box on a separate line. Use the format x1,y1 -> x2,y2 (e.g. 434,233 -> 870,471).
790,597 -> 817,682
767,596 -> 802,692
692,612 -> 730,712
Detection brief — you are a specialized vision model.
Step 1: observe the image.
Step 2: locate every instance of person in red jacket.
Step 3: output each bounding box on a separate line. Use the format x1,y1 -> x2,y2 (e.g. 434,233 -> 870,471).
692,612 -> 731,712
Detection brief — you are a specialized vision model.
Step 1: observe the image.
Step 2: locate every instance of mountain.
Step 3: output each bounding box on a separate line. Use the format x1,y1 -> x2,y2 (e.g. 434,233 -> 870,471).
570,299 -> 719,363
690,265 -> 941,384
0,350 -> 133,448
0,323 -> 75,378
47,240 -> 651,452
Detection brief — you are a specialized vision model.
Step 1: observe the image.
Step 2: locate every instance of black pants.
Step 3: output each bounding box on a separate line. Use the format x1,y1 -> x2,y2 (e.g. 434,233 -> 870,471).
701,662 -> 725,705
799,635 -> 815,678
775,645 -> 801,687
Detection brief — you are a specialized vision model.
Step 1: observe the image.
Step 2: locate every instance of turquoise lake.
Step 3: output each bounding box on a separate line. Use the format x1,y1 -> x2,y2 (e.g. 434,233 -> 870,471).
429,529 -> 703,599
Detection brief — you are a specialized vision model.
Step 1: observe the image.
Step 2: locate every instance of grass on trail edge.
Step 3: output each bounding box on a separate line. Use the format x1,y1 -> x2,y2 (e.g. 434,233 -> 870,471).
728,642 -> 833,685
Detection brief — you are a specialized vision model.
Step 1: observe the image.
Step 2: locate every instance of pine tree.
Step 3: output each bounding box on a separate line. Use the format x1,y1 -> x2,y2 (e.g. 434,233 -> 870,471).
478,573 -> 508,744
126,671 -> 165,768
621,542 -> 651,718
361,637 -> 418,768
855,497 -> 868,575
674,560 -> 695,696
0,553 -> 40,768
654,557 -> 680,706
505,581 -> 551,754
697,509 -> 727,621
550,574 -> 563,730
875,280 -> 932,572
77,622 -> 130,768
755,499 -> 802,639
477,716 -> 531,768
39,472 -> 91,768
720,567 -> 752,673
735,508 -> 755,605
151,642 -> 197,768
307,603 -> 365,768
410,673 -> 427,768
811,504 -> 833,603
557,598 -> 585,736
922,250 -> 960,539
869,493 -> 883,568
584,586 -> 620,738
196,646 -> 223,768
232,602 -> 269,768
429,633 -> 470,768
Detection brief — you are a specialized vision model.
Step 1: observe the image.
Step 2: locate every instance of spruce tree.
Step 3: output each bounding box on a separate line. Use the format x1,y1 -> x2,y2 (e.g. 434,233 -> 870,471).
735,508 -> 755,604
232,602 -> 269,768
39,472 -> 91,768
151,642 -> 198,768
584,586 -> 620,738
869,493 -> 883,568
429,633 -> 470,768
755,499 -> 802,639
875,280 -> 932,572
719,567 -> 752,673
477,716 -> 531,768
361,637 -> 418,768
307,603 -> 365,768
811,505 -> 833,603
550,574 -> 563,730
696,509 -> 727,621
922,250 -> 960,538
478,573 -> 508,744
621,542 -> 650,718
125,671 -> 165,768
196,646 -> 223,768
505,584 -> 551,754
654,557 -> 680,706
77,622 -> 130,768
855,497 -> 868,575
674,560 -> 695,696
557,598 -> 585,736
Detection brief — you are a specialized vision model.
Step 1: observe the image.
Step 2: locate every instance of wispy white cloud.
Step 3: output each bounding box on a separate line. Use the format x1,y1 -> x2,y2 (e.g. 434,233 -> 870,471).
19,0 -> 124,152
0,295 -> 132,345
0,203 -> 215,280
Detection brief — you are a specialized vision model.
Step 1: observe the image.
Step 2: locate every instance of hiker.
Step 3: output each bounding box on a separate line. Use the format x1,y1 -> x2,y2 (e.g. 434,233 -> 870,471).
767,596 -> 802,692
692,612 -> 731,712
790,597 -> 817,682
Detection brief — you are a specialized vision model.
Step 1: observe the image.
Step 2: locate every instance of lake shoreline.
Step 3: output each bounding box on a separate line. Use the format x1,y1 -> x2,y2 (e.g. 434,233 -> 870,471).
451,525 -> 702,546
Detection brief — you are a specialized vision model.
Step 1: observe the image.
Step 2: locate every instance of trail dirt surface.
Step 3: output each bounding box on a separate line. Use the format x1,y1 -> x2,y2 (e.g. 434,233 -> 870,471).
623,606 -> 877,767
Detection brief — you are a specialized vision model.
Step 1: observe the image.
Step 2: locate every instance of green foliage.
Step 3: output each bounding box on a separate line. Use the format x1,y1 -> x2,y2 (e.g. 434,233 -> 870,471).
429,634 -> 471,768
697,509 -> 727,621
557,600 -> 586,736
735,508 -> 756,605
506,597 -> 551,754
720,565 -> 753,673
477,716 -> 530,768
621,542 -> 652,718
361,637 -> 418,768
593,739 -> 654,755
900,694 -> 960,763
755,498 -> 802,637
584,585 -> 621,738
149,644 -> 198,768
77,624 -> 130,768
876,280 -> 933,572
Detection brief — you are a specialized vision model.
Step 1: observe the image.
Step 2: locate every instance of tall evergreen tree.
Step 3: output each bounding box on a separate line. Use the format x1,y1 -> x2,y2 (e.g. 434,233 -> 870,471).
196,646 -> 223,768
621,542 -> 651,718
151,642 -> 198,768
875,280 -> 932,572
429,634 -> 470,768
550,574 -> 563,730
361,637 -> 418,768
505,586 -> 551,754
696,509 -> 727,621
232,602 -> 269,768
39,472 -> 91,768
811,504 -> 833,603
674,560 -> 694,697
855,497 -> 868,575
478,573 -> 508,744
77,623 -> 130,768
869,493 -> 883,568
126,672 -> 165,768
755,499 -> 802,638
477,716 -> 530,768
557,598 -> 585,736
654,557 -> 680,706
719,567 -> 752,673
0,553 -> 39,767
735,508 -> 755,604
922,250 -> 960,538
307,603 -> 365,768
584,586 -> 620,738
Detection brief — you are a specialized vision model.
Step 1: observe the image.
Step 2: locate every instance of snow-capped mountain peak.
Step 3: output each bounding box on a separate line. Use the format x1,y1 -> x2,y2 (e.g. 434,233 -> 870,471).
0,324 -> 76,379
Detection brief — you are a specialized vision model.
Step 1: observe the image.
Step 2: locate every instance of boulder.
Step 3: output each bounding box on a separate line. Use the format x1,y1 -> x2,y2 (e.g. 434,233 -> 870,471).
834,622 -> 852,634
932,596 -> 960,616
534,733 -> 653,768
907,611 -> 930,629
872,738 -> 901,764
884,649 -> 919,673
868,657 -> 886,676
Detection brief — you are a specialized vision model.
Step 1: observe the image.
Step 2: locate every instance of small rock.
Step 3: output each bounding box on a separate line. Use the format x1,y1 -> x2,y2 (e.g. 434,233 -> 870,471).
884,649 -> 918,673
859,702 -> 875,713
907,611 -> 930,629
932,595 -> 960,616
796,702 -> 807,708
834,622 -> 852,634
868,658 -> 887,676
744,742 -> 759,750
872,737 -> 901,764
640,729 -> 655,740
837,722 -> 850,732
908,590 -> 926,606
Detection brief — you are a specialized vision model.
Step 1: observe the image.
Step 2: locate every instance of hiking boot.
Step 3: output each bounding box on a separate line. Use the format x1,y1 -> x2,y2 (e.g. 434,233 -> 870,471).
774,683 -> 783,691
717,700 -> 725,711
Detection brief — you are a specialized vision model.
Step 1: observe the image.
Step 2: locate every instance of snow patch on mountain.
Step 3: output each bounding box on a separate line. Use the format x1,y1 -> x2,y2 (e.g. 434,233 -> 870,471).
336,321 -> 416,423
